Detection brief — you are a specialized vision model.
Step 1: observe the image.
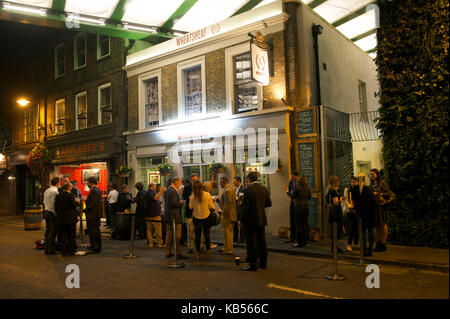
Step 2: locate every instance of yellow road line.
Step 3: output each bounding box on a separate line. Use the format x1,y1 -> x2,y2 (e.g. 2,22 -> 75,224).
267,283 -> 344,299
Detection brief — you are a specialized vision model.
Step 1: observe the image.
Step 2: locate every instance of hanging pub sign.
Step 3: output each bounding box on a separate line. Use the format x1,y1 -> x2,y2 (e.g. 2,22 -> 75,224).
250,32 -> 270,86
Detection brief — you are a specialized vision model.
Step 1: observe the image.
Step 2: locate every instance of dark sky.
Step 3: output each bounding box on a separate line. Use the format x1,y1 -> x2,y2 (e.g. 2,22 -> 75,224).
0,19 -> 67,128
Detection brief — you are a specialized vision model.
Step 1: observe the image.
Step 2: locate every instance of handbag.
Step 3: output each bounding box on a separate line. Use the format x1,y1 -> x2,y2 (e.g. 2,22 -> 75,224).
209,209 -> 221,226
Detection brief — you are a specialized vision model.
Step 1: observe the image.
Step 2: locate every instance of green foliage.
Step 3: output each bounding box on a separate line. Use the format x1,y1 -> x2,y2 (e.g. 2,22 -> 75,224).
376,0 -> 449,247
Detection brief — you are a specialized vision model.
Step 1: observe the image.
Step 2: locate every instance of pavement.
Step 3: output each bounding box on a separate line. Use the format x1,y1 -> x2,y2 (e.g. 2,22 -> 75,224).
208,226 -> 449,273
2,215 -> 448,272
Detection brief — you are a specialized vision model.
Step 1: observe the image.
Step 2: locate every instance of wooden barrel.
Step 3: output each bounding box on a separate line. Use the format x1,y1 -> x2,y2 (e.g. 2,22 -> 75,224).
114,212 -> 133,240
24,205 -> 43,230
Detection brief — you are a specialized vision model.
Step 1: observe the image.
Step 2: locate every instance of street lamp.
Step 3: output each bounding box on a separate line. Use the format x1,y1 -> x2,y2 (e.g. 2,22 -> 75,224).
16,98 -> 30,107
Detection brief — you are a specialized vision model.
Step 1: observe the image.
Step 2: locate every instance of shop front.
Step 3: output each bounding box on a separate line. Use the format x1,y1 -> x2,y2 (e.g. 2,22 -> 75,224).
126,108 -> 294,236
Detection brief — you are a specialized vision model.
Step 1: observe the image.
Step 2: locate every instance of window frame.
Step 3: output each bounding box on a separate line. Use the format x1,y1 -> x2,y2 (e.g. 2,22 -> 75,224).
225,43 -> 263,115
74,33 -> 87,70
97,35 -> 110,60
98,83 -> 112,125
24,104 -> 38,143
55,98 -> 65,134
177,56 -> 206,121
138,69 -> 162,130
75,91 -> 87,130
54,43 -> 65,78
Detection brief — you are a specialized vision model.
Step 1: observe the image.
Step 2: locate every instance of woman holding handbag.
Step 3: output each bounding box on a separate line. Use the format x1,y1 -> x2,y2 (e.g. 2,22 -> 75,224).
189,180 -> 216,261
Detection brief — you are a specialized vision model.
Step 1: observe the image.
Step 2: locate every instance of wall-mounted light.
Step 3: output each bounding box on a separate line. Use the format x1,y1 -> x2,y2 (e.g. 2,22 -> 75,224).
281,97 -> 287,106
17,98 -> 31,107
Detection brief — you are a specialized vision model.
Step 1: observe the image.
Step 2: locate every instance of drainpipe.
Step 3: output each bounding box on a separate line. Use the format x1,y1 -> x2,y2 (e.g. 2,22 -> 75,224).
312,24 -> 323,106
122,40 -> 135,181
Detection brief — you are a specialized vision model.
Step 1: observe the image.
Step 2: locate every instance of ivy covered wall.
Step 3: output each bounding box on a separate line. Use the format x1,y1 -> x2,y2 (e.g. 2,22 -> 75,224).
376,0 -> 449,247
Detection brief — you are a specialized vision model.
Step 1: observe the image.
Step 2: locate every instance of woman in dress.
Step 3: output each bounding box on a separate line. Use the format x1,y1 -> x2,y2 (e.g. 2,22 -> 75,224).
291,175 -> 311,248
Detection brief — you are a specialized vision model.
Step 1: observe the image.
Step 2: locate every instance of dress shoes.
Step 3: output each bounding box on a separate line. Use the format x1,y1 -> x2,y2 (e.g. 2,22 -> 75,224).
241,265 -> 257,271
166,253 -> 174,258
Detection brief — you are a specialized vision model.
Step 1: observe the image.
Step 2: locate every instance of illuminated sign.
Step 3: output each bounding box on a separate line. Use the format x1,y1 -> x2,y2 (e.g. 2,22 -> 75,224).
251,32 -> 270,86
55,142 -> 106,158
0,153 -> 7,169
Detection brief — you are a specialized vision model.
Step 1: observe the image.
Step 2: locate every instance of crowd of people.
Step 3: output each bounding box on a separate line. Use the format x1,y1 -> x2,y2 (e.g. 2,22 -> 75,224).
42,171 -> 272,271
42,166 -> 393,266
284,169 -> 395,257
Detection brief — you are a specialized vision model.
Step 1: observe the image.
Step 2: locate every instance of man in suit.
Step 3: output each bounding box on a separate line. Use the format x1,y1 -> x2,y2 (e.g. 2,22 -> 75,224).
55,183 -> 80,256
218,176 -> 237,255
84,177 -> 103,254
241,171 -> 272,271
163,177 -> 187,259
233,177 -> 245,244
284,171 -> 299,244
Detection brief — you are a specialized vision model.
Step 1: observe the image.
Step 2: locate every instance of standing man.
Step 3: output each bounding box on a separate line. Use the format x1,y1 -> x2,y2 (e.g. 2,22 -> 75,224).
55,183 -> 80,256
58,176 -> 70,193
106,183 -> 119,229
241,171 -> 272,271
284,171 -> 299,244
84,177 -> 103,254
145,182 -> 166,247
163,177 -> 187,259
183,174 -> 199,253
43,177 -> 60,255
233,177 -> 245,244
218,176 -> 237,255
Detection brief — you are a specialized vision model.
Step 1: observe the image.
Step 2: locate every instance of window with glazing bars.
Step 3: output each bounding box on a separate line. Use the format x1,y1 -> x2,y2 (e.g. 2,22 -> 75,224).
24,105 -> 38,142
98,35 -> 110,58
184,66 -> 202,118
99,85 -> 112,124
55,99 -> 65,134
74,34 -> 86,69
234,52 -> 258,113
144,77 -> 159,126
76,93 -> 87,130
55,44 -> 64,77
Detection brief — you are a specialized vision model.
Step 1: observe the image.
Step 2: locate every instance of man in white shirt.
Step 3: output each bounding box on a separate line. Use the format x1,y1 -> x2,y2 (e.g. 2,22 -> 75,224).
107,183 -> 119,228
43,177 -> 60,254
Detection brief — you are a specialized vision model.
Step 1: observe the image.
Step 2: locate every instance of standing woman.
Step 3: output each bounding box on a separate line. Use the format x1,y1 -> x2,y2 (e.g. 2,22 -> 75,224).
370,169 -> 394,252
189,180 -> 215,261
345,177 -> 358,251
353,173 -> 375,256
291,175 -> 311,248
134,182 -> 147,240
326,176 -> 344,253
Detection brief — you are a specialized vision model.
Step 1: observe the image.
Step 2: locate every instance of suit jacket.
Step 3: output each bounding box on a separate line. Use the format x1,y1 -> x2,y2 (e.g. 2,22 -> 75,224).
242,182 -> 272,228
85,185 -> 103,221
163,185 -> 183,224
55,191 -> 78,225
219,184 -> 237,222
182,183 -> 193,219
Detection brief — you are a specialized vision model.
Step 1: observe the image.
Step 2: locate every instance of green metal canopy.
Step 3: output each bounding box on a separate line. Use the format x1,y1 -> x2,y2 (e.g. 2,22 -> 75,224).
0,0 -> 378,56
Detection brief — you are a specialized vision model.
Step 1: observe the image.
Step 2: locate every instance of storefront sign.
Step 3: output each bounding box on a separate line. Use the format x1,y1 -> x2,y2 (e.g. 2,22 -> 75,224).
251,41 -> 269,86
55,142 -> 106,158
298,110 -> 314,135
299,142 -> 315,189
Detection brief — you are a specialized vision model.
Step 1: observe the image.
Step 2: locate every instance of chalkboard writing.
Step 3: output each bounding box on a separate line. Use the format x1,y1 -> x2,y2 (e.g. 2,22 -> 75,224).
299,143 -> 315,189
308,198 -> 318,228
298,110 -> 314,135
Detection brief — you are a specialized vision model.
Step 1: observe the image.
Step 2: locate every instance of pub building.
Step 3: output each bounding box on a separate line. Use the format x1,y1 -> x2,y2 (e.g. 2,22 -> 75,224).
123,0 -> 381,238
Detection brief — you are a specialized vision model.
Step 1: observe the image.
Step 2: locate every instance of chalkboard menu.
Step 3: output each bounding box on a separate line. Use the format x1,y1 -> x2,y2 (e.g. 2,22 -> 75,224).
298,110 -> 314,135
299,142 -> 315,189
308,198 -> 318,228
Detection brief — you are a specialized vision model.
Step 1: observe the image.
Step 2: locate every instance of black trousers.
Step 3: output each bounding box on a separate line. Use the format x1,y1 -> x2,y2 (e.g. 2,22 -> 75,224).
108,205 -> 117,228
233,221 -> 239,243
245,225 -> 268,268
294,206 -> 309,246
44,212 -> 57,253
87,219 -> 102,252
362,219 -> 374,251
289,202 -> 296,240
193,217 -> 211,252
347,213 -> 359,245
58,224 -> 76,255
134,215 -> 147,239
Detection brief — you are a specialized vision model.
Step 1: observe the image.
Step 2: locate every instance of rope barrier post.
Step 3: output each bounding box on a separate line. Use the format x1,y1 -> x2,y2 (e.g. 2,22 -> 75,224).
168,218 -> 185,269
123,214 -> 140,259
353,218 -> 365,266
325,222 -> 346,281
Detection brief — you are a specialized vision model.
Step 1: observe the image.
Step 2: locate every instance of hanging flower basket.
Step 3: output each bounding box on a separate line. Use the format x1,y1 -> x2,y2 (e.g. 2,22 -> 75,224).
116,166 -> 133,177
27,143 -> 53,177
208,161 -> 226,174
157,163 -> 173,176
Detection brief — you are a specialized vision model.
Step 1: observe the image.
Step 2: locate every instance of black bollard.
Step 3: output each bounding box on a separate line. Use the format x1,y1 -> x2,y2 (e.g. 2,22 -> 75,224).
168,218 -> 185,269
325,222 -> 346,281
123,214 -> 140,259
353,218 -> 365,266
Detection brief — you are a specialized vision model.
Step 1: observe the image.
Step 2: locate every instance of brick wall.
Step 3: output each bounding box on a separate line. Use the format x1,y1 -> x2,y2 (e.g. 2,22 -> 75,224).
206,48 -> 226,114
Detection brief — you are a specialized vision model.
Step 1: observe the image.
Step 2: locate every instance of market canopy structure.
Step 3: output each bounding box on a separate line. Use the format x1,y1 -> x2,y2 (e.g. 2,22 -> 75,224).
0,0 -> 378,56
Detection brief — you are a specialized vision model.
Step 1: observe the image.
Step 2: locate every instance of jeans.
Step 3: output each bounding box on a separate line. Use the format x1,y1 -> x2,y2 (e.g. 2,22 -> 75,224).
193,217 -> 211,252
347,213 -> 359,245
87,219 -> 102,252
44,212 -> 57,253
294,206 -> 309,246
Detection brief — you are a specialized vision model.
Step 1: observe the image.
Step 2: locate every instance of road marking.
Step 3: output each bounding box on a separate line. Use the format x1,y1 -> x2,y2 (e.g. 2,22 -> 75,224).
267,283 -> 344,299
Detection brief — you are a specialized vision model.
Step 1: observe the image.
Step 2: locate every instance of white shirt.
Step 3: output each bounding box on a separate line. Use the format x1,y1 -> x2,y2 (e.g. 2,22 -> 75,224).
107,189 -> 119,204
43,186 -> 59,213
189,191 -> 215,219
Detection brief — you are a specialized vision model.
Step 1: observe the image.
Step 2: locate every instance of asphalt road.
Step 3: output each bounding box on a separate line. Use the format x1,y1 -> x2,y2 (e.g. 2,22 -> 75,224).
0,221 -> 448,300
